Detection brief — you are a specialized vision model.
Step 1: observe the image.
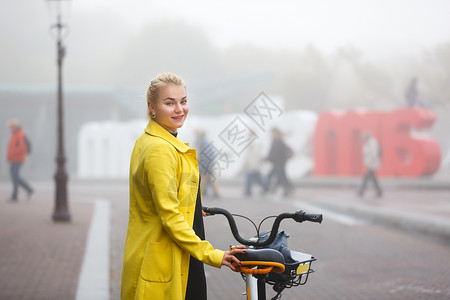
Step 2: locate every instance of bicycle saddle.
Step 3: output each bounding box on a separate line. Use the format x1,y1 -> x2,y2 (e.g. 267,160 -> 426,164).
233,248 -> 285,274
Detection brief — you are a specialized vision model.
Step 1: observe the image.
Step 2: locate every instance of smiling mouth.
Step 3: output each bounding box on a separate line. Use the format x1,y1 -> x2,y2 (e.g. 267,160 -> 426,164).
172,115 -> 184,120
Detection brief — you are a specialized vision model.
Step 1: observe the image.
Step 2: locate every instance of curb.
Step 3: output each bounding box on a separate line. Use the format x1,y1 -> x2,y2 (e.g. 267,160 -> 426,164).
312,198 -> 450,246
219,177 -> 450,190
296,177 -> 450,190
76,198 -> 111,300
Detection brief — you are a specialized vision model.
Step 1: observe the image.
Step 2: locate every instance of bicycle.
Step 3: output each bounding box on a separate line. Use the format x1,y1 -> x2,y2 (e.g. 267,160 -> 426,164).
203,206 -> 323,300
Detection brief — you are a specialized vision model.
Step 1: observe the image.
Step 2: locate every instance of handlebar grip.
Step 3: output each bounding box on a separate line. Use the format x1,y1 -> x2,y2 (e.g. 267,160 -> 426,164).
305,213 -> 323,223
202,206 -> 215,216
294,210 -> 323,223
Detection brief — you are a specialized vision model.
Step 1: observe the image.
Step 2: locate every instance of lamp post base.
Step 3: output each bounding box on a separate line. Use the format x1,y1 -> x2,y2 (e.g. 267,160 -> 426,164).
53,170 -> 71,222
53,211 -> 72,222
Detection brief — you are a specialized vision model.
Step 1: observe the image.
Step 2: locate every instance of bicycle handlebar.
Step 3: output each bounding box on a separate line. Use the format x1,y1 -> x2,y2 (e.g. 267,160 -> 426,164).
203,207 -> 322,247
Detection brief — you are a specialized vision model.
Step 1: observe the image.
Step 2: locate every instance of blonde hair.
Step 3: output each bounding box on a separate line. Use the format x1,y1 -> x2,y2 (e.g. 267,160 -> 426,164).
146,73 -> 186,118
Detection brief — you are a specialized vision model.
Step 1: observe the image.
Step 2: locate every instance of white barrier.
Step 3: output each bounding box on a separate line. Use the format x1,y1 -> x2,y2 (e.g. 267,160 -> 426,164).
77,111 -> 317,180
77,120 -> 146,178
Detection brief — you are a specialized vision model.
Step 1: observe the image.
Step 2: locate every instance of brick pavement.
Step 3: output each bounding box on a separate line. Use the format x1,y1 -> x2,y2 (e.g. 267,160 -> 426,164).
1,178 -> 450,300
0,182 -> 93,300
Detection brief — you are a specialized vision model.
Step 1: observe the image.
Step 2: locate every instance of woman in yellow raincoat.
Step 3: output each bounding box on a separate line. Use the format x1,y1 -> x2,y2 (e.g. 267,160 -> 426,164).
121,73 -> 246,300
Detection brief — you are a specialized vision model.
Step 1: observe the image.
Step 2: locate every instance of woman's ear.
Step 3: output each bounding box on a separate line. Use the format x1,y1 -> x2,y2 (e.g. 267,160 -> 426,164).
147,102 -> 155,115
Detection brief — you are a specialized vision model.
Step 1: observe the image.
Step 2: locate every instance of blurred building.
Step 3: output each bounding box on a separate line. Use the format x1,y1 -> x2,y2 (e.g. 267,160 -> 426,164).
2,84 -> 449,182
0,84 -> 143,180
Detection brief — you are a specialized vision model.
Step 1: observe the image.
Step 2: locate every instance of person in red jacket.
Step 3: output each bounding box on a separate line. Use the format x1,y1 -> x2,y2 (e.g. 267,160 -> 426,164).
7,119 -> 33,201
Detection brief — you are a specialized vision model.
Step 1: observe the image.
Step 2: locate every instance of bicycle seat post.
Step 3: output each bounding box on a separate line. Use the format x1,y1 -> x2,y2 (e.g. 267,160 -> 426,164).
256,274 -> 267,300
244,272 -> 267,300
245,273 -> 258,299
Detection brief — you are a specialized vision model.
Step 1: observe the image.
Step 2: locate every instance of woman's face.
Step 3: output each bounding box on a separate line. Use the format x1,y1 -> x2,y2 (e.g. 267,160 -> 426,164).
149,83 -> 189,134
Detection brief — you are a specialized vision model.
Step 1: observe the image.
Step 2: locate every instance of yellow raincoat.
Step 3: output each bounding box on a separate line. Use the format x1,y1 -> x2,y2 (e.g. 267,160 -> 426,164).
121,120 -> 224,300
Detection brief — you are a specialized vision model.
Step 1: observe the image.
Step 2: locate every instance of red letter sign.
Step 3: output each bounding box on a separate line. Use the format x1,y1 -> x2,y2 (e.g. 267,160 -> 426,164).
313,108 -> 441,177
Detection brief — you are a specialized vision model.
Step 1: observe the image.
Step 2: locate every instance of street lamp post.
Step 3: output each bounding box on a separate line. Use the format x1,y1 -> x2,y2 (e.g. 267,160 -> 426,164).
46,0 -> 71,222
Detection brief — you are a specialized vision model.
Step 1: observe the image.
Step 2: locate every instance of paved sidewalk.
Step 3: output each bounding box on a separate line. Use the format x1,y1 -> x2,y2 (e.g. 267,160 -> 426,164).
226,176 -> 450,245
297,184 -> 450,246
0,182 -> 94,300
0,178 -> 449,300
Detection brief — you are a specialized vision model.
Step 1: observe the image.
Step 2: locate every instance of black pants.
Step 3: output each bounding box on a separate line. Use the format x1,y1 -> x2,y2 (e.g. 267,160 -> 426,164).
185,256 -> 207,300
266,163 -> 293,196
10,162 -> 33,200
185,180 -> 207,300
358,169 -> 382,197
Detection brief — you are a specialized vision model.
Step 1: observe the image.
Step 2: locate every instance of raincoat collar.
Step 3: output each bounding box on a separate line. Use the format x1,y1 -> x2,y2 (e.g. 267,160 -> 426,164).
144,119 -> 189,153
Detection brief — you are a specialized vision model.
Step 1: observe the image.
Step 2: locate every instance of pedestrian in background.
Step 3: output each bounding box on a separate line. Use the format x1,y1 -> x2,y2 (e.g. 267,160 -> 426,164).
6,118 -> 33,202
357,132 -> 383,198
242,129 -> 266,197
405,77 -> 426,107
121,73 -> 245,300
265,127 -> 293,197
195,128 -> 221,198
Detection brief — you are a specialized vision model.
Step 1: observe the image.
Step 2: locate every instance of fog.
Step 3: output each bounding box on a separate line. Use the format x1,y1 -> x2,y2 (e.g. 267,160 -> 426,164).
1,0 -> 450,179
2,0 -> 450,108
2,3 -> 450,299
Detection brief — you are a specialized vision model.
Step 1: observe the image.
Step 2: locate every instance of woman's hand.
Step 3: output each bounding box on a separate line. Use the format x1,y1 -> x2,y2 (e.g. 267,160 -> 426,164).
221,245 -> 247,271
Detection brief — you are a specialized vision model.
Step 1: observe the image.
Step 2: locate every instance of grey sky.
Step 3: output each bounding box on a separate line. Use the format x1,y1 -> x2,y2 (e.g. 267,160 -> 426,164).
1,0 -> 449,88
73,0 -> 450,58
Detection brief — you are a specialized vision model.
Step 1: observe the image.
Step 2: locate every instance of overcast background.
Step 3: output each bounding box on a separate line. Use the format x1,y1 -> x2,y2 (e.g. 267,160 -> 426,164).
1,0 -> 450,111
72,0 -> 450,57
1,0 -> 450,180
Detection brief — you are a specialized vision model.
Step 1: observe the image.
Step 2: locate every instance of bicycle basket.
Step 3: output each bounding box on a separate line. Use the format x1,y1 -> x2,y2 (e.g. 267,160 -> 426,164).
261,231 -> 316,291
